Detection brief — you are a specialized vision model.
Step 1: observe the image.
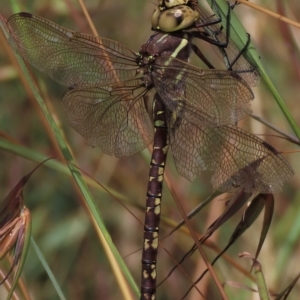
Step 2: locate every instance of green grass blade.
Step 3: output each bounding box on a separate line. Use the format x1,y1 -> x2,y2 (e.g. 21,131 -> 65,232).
0,137 -> 129,202
31,238 -> 66,300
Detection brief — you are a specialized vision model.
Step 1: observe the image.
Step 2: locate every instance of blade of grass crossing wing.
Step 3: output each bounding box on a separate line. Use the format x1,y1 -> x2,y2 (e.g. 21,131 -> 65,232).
209,0 -> 300,140
206,0 -> 260,68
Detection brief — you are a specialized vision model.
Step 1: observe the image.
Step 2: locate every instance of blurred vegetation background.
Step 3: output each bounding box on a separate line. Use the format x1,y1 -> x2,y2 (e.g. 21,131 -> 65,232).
0,0 -> 300,299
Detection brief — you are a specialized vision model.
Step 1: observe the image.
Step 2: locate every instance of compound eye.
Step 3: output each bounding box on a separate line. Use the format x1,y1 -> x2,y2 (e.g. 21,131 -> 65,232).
151,5 -> 199,32
151,8 -> 161,29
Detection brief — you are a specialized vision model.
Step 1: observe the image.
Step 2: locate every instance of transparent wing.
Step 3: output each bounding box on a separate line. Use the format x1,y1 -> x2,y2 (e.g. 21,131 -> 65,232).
153,57 -> 254,127
193,0 -> 260,86
170,120 -> 293,193
7,13 -> 138,87
213,33 -> 260,87
62,79 -> 153,157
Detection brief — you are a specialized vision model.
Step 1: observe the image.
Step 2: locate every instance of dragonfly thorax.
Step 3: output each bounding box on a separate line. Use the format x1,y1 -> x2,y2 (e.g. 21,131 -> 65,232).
135,56 -> 155,88
139,32 -> 192,62
152,4 -> 199,32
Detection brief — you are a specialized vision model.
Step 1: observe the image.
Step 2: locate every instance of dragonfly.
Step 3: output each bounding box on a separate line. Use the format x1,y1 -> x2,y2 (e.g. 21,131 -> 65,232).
6,1 -> 293,299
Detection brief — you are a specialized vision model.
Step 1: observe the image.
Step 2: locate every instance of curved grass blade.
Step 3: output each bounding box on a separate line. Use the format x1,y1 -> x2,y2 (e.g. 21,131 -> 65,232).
254,193 -> 274,264
159,190 -> 250,293
201,190 -> 252,241
274,272 -> 300,300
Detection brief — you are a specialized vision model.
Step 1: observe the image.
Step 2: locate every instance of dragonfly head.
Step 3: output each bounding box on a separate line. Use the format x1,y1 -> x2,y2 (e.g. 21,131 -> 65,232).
152,1 -> 199,32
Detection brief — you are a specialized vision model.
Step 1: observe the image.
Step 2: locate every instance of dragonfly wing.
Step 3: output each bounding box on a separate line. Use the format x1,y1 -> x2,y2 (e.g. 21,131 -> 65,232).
170,120 -> 293,193
62,79 -> 153,157
194,2 -> 260,86
208,29 -> 260,87
7,13 -> 138,87
153,57 -> 253,127
209,125 -> 293,193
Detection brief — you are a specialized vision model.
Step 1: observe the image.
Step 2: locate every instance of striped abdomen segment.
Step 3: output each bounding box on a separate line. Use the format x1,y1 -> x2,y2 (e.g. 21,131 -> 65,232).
141,96 -> 169,300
